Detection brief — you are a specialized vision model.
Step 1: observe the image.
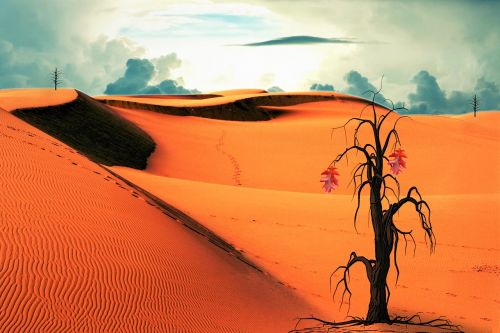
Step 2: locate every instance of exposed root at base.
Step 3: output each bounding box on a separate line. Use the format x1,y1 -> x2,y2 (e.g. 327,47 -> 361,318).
290,314 -> 463,332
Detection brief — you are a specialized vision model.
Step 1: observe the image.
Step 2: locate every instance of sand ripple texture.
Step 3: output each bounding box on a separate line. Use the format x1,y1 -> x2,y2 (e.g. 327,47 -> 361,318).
0,110 -> 313,332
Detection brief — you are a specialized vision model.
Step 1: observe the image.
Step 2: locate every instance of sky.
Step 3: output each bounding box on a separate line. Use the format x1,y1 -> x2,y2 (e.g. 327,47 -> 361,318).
0,0 -> 498,113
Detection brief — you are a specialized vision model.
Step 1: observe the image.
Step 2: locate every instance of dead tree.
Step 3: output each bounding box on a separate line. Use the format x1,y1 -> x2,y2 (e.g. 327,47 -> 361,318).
291,79 -> 461,332
51,68 -> 62,91
329,86 -> 434,323
471,94 -> 479,117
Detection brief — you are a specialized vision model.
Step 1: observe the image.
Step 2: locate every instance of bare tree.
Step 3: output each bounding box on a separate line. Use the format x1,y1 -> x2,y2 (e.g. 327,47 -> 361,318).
291,79 -> 460,332
471,94 -> 479,117
51,68 -> 62,91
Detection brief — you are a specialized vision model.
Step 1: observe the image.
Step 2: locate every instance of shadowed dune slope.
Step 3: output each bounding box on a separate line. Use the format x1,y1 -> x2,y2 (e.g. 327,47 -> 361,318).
98,93 -> 342,121
12,91 -> 155,169
0,110 -> 317,332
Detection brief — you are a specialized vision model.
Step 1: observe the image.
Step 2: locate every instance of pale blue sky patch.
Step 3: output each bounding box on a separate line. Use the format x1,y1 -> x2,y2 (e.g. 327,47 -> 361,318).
118,11 -> 276,47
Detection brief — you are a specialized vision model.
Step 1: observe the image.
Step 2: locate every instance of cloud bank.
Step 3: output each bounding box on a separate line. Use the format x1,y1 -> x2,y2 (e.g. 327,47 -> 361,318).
407,70 -> 499,114
337,70 -> 499,114
248,0 -> 499,103
310,83 -> 334,92
105,57 -> 199,95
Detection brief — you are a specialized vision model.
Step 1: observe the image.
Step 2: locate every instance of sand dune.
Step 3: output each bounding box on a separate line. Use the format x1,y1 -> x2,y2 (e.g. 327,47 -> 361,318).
0,109 -> 317,332
96,94 -> 222,100
98,91 -> 339,108
12,90 -> 155,169
2,88 -> 498,332
108,98 -> 500,332
0,88 -> 77,111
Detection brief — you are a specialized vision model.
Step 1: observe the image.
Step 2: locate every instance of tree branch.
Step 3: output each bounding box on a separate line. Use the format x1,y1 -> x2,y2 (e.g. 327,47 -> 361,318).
389,187 -> 434,253
332,145 -> 375,169
331,252 -> 375,312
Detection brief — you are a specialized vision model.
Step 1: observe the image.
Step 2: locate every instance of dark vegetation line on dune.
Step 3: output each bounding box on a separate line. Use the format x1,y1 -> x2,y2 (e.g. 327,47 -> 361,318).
12,91 -> 156,169
100,165 -> 265,274
100,94 -> 341,121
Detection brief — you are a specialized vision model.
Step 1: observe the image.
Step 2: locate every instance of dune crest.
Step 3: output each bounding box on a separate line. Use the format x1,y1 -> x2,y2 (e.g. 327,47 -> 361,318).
12,91 -> 155,169
0,88 -> 77,112
97,92 -> 346,121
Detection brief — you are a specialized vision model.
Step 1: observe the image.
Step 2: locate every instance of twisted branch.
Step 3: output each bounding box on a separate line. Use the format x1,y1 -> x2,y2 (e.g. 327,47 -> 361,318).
330,252 -> 375,313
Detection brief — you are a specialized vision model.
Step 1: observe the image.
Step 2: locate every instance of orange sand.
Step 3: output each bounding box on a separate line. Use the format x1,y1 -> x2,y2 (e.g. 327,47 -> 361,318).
109,98 -> 500,332
0,88 -> 77,112
0,107 -> 317,332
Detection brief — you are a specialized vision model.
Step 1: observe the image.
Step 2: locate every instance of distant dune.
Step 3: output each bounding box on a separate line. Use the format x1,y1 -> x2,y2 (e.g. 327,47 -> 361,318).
10,90 -> 155,169
97,92 -> 343,121
128,93 -> 222,100
0,107 -> 317,332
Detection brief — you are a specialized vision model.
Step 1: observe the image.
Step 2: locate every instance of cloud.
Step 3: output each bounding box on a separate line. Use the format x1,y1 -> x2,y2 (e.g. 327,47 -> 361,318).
407,70 -> 447,113
474,77 -> 500,110
267,86 -> 284,92
241,35 -> 359,46
343,71 -> 390,107
310,83 -> 334,91
151,54 -> 182,84
244,0 -> 499,102
407,70 -> 499,114
105,58 -> 199,95
105,59 -> 155,95
156,79 -> 200,94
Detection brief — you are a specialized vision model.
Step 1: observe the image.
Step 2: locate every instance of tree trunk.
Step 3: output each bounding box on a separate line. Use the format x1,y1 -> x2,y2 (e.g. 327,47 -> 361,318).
366,181 -> 391,323
366,255 -> 390,322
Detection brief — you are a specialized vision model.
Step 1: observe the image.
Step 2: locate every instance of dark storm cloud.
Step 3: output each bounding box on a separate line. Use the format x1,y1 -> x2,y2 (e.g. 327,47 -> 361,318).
474,78 -> 500,110
241,35 -> 360,46
407,70 -> 448,114
407,70 -> 500,114
310,83 -> 334,92
105,58 -> 199,95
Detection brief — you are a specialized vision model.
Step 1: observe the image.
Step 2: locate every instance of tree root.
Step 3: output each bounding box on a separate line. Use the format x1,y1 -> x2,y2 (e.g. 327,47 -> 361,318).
289,314 -> 463,332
